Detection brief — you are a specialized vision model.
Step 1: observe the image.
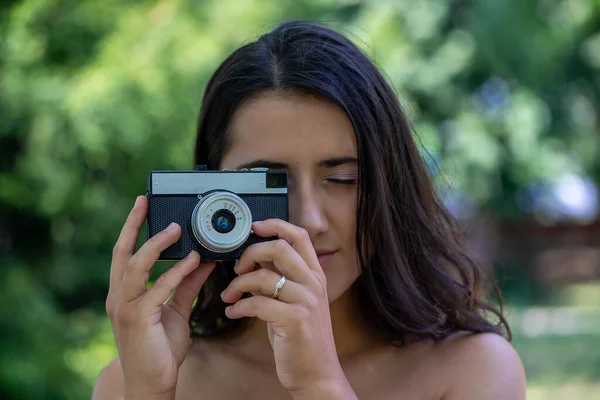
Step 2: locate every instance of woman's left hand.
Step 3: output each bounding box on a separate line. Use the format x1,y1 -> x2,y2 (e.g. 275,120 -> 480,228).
220,218 -> 347,395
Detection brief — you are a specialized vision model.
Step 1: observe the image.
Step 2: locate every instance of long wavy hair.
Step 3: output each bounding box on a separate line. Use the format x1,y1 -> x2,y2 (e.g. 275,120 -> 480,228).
189,20 -> 510,344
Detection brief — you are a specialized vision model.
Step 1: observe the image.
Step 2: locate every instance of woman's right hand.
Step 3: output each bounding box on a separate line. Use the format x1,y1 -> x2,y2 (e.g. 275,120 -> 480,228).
106,195 -> 216,400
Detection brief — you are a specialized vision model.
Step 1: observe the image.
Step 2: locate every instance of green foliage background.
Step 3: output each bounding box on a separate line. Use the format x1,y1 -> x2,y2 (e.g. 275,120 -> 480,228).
1,0 -> 599,399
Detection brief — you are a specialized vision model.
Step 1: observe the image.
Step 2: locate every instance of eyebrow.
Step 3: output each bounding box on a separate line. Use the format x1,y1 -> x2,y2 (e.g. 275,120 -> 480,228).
235,156 -> 358,170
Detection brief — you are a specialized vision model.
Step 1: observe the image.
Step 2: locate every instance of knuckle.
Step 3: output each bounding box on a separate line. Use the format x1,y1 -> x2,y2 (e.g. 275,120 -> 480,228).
316,277 -> 328,297
251,296 -> 265,309
125,256 -> 137,272
153,267 -> 179,290
306,274 -> 327,297
147,234 -> 161,248
294,305 -> 311,322
112,243 -> 125,257
316,270 -> 327,285
257,268 -> 273,280
153,273 -> 170,290
105,298 -> 115,318
304,294 -> 319,310
148,246 -> 162,261
272,239 -> 289,252
296,227 -> 310,241
241,244 -> 256,259
319,284 -> 328,300
114,304 -> 138,326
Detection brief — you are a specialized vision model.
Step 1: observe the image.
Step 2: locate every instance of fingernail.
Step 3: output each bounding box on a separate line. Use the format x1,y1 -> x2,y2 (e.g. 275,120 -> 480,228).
186,250 -> 196,258
166,222 -> 177,231
134,196 -> 142,207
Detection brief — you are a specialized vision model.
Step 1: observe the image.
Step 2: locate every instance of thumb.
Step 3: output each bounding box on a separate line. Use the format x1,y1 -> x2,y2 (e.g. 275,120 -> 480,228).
167,257 -> 216,319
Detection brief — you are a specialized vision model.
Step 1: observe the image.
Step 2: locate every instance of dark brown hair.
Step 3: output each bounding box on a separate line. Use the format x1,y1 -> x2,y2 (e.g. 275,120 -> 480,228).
190,20 -> 510,344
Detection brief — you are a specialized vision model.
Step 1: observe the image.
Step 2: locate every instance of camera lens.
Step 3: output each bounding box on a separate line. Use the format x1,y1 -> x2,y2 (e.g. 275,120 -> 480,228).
211,209 -> 236,234
191,191 -> 253,254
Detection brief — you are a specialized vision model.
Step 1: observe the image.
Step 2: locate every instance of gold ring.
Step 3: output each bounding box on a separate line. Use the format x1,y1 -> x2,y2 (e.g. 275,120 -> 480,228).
271,275 -> 287,300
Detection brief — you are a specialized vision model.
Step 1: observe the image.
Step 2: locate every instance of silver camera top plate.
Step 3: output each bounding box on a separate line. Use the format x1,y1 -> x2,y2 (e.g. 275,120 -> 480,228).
148,170 -> 287,195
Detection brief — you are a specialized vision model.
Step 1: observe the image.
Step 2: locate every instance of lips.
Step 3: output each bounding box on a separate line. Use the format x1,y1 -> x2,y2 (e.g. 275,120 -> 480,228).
315,249 -> 337,264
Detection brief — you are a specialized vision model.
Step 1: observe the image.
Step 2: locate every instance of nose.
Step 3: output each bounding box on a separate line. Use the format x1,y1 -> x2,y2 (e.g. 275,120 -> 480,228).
288,179 -> 328,239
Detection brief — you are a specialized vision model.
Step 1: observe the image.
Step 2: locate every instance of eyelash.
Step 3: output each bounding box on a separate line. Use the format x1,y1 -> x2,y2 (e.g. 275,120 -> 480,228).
327,178 -> 358,185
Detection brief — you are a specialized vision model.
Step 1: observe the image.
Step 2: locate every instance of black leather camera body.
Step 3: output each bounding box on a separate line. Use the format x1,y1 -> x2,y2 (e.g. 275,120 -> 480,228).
146,166 -> 288,261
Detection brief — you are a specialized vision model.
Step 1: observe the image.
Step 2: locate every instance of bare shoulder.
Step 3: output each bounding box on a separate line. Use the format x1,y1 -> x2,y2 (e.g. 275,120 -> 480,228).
435,332 -> 526,400
92,357 -> 124,400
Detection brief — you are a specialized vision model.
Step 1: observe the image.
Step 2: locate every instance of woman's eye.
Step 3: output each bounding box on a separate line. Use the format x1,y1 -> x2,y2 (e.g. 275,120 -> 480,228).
327,178 -> 358,185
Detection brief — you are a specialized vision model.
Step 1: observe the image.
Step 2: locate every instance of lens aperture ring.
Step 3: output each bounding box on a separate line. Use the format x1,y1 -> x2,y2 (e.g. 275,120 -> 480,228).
191,191 -> 252,253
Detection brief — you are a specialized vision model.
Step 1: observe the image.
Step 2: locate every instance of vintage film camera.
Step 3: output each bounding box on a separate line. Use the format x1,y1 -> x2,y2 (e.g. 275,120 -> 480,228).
146,166 -> 288,261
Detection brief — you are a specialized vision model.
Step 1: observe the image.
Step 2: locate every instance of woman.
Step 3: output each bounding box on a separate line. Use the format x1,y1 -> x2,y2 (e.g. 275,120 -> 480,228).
94,21 -> 526,399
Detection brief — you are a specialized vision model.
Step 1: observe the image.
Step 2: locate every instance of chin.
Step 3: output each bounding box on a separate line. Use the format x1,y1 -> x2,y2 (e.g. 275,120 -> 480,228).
324,266 -> 360,305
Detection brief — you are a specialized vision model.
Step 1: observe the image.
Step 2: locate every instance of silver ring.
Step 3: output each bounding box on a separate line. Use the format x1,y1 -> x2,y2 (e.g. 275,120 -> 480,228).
271,275 -> 287,300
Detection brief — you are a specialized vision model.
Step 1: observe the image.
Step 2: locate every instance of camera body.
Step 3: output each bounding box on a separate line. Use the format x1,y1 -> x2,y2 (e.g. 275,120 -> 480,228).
146,167 -> 288,261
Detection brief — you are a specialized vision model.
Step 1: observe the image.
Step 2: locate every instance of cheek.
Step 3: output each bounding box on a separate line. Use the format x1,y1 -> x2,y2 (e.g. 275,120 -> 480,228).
325,200 -> 360,293
328,191 -> 357,245
324,249 -> 360,303
333,196 -> 358,248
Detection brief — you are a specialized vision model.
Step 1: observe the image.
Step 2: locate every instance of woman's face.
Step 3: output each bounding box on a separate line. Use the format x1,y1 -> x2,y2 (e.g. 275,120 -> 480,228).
220,92 -> 360,303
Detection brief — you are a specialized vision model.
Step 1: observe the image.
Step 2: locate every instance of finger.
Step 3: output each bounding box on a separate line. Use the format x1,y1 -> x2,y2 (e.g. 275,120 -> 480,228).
224,295 -> 295,322
142,251 -> 204,308
167,257 -> 216,320
120,222 -> 182,302
110,196 -> 147,290
251,219 -> 321,273
235,239 -> 313,284
221,268 -> 304,304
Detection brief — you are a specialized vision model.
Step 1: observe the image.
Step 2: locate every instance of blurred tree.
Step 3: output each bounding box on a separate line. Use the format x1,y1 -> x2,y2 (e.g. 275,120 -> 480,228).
0,0 -> 599,399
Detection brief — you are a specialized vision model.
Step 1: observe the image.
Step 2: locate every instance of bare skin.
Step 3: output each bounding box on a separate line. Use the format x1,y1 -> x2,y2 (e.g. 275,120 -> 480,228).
95,330 -> 524,399
94,93 -> 526,400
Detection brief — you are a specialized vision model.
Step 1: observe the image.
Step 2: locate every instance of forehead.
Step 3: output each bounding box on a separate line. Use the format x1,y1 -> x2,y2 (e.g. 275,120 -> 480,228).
221,92 -> 357,168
